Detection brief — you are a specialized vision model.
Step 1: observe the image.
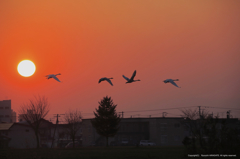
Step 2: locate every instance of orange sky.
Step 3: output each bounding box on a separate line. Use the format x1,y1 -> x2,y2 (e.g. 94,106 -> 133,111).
0,0 -> 240,121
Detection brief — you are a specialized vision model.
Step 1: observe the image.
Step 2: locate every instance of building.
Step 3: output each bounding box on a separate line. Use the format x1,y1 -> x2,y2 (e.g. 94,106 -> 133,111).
0,134 -> 11,148
0,123 -> 37,148
0,118 -> 83,149
81,117 -> 188,146
38,119 -> 82,148
11,110 -> 17,123
81,119 -> 96,146
38,119 -> 55,148
54,123 -> 82,148
18,111 -> 28,122
18,109 -> 37,122
0,100 -> 12,123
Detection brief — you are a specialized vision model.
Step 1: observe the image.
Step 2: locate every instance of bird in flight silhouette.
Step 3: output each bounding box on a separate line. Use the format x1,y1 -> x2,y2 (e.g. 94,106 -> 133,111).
163,79 -> 181,88
122,70 -> 140,83
46,73 -> 61,82
98,77 -> 113,86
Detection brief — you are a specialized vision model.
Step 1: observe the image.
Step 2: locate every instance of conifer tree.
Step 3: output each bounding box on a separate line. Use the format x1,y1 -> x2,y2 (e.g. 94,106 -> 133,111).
91,96 -> 121,147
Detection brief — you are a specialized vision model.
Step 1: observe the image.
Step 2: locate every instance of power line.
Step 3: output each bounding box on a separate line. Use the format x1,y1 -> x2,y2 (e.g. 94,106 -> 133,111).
47,106 -> 240,119
49,106 -> 196,117
123,106 -> 197,113
207,106 -> 240,110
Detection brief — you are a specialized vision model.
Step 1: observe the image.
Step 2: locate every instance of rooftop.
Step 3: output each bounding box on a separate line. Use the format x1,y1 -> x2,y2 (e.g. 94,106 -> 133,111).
0,123 -> 14,130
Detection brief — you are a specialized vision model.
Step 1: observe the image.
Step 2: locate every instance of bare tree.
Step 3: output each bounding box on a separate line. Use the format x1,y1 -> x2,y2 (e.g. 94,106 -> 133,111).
181,108 -> 210,120
181,108 -> 239,154
181,108 -> 210,136
64,109 -> 82,148
181,108 -> 199,120
19,95 -> 50,148
181,108 -> 210,150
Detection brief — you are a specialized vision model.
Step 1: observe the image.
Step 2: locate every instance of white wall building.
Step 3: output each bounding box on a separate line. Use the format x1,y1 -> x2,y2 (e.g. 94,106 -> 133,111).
0,100 -> 12,123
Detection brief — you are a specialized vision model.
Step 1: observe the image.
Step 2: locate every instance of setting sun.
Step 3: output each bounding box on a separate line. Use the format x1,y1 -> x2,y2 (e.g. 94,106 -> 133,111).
17,60 -> 36,77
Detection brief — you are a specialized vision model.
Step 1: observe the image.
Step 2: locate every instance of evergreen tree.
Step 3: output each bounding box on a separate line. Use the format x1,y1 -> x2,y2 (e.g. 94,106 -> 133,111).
91,96 -> 121,147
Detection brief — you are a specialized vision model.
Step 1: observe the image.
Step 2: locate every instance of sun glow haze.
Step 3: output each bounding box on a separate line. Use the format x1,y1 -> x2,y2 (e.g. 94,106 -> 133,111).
17,60 -> 36,77
0,1 -> 239,119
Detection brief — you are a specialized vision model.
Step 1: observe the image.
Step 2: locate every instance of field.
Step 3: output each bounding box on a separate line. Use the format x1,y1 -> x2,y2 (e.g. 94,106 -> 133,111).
0,146 -> 185,159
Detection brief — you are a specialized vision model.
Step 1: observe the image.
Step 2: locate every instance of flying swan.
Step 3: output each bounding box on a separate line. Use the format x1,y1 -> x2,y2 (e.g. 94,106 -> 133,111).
46,73 -> 61,82
98,77 -> 113,86
122,70 -> 140,83
163,79 -> 181,88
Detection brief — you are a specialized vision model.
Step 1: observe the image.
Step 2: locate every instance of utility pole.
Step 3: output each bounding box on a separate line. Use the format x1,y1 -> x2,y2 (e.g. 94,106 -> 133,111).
119,111 -> 124,118
51,114 -> 65,148
227,110 -> 231,119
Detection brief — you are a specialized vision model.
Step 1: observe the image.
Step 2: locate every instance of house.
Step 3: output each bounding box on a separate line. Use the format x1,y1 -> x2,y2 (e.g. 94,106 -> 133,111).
0,118 -> 83,149
0,134 -> 11,148
0,123 -> 37,148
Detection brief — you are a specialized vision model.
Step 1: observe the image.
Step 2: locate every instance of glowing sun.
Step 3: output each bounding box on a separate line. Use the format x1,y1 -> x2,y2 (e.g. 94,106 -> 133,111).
17,60 -> 36,77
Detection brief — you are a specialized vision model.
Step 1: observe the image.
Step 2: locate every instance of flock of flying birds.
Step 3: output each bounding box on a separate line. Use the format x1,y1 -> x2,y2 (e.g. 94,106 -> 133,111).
45,70 -> 181,88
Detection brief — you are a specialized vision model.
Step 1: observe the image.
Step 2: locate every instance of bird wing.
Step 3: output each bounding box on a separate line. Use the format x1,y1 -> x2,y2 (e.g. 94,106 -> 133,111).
130,70 -> 137,81
52,76 -> 61,82
169,80 -> 180,88
122,75 -> 130,81
106,78 -> 113,86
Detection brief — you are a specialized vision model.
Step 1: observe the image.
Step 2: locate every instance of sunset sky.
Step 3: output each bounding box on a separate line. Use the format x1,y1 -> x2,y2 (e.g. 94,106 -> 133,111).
0,0 -> 240,121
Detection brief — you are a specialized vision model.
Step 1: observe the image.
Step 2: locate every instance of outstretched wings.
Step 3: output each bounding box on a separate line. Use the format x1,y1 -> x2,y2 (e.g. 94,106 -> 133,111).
52,75 -> 61,82
129,70 -> 136,81
122,75 -> 130,81
105,78 -> 113,86
98,78 -> 113,86
169,80 -> 180,88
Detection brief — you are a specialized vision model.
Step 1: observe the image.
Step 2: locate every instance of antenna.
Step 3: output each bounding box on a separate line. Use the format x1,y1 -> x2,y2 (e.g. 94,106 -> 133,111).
227,110 -> 231,119
119,111 -> 124,118
162,112 -> 168,118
